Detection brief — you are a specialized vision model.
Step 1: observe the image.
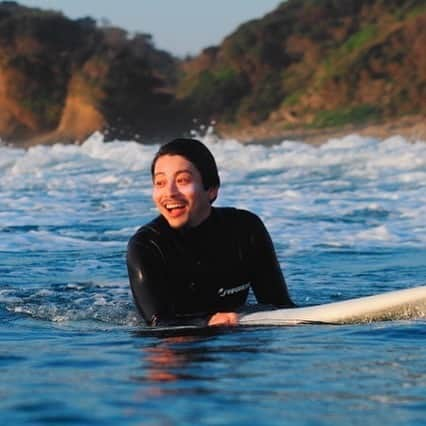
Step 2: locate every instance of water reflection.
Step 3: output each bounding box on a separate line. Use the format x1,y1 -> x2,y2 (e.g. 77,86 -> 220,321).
131,326 -> 229,390
131,326 -> 261,394
144,336 -> 202,382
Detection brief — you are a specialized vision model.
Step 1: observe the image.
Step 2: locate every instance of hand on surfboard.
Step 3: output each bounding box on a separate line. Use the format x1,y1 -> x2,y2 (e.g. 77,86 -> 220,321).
208,312 -> 239,327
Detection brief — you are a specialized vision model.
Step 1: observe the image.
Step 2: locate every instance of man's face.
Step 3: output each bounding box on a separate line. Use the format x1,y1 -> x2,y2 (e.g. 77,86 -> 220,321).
152,154 -> 218,229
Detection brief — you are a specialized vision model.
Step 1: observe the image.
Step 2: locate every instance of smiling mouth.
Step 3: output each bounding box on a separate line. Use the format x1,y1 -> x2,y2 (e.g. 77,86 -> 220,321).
164,202 -> 186,212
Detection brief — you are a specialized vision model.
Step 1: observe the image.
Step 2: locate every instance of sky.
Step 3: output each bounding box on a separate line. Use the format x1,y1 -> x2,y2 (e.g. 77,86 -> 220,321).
17,0 -> 284,57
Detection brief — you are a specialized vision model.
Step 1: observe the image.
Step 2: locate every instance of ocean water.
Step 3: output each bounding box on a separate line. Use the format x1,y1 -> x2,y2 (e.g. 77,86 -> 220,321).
1,131 -> 426,425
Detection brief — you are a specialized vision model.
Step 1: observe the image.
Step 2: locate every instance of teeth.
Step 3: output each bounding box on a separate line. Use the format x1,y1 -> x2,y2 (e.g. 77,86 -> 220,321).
165,203 -> 184,209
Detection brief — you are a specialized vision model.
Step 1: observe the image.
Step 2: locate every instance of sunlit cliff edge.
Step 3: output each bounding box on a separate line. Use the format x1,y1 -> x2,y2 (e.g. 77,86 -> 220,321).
1,0 -> 425,146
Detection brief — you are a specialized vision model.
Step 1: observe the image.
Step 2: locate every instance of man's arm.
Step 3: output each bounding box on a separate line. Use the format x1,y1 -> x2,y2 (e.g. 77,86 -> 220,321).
247,213 -> 295,308
208,312 -> 239,326
127,236 -> 214,327
127,237 -> 171,326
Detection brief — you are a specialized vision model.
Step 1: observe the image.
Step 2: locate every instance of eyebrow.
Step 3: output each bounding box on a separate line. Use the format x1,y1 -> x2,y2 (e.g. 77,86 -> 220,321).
153,169 -> 194,177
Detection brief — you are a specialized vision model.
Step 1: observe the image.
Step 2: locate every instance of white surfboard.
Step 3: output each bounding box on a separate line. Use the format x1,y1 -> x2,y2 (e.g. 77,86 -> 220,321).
239,285 -> 426,326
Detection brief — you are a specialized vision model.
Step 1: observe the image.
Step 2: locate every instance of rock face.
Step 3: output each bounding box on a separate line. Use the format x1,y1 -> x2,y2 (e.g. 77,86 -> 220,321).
0,2 -> 188,144
1,0 -> 426,145
179,0 -> 426,133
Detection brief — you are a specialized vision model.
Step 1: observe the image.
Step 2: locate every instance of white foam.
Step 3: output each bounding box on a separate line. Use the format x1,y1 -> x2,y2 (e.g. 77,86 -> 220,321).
2,132 -> 425,326
355,225 -> 395,242
80,132 -> 157,171
1,133 -> 426,252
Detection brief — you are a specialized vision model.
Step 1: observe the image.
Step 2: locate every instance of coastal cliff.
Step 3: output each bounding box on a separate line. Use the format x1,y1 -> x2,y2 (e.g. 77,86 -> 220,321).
179,0 -> 426,141
1,0 -> 425,145
0,1 -> 187,145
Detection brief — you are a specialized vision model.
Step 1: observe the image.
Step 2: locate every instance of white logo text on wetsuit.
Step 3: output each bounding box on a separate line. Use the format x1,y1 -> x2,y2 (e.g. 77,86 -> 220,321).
218,283 -> 250,297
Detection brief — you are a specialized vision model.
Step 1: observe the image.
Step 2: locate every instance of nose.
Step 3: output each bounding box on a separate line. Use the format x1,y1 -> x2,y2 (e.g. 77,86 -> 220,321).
163,179 -> 179,196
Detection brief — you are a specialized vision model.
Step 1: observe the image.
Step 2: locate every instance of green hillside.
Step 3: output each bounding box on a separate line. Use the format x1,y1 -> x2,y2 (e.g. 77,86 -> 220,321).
179,0 -> 426,133
1,0 -> 425,144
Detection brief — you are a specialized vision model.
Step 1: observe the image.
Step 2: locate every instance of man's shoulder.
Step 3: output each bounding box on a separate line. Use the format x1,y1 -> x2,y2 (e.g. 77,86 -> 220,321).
214,207 -> 261,224
128,216 -> 167,246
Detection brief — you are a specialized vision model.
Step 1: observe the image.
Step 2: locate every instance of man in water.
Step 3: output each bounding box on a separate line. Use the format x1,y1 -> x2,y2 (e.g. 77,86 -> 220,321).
127,138 -> 294,327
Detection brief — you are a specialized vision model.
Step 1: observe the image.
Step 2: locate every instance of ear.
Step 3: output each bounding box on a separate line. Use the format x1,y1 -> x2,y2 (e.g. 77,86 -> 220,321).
207,186 -> 219,203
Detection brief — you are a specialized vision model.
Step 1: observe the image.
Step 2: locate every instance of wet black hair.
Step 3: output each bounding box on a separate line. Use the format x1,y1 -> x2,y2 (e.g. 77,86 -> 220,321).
151,138 -> 220,190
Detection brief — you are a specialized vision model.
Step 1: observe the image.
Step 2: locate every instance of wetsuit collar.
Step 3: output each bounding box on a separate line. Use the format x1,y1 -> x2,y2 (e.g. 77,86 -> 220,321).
177,207 -> 217,236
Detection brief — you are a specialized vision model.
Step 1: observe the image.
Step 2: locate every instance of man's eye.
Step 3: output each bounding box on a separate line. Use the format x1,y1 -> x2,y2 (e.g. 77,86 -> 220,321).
154,180 -> 165,187
177,175 -> 191,184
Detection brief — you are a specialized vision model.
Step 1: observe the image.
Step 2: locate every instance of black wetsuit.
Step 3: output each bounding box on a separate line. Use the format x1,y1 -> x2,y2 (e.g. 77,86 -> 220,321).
127,207 -> 294,326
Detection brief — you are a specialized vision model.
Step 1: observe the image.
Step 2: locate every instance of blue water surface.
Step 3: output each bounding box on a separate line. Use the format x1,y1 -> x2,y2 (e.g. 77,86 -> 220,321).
1,133 -> 426,425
